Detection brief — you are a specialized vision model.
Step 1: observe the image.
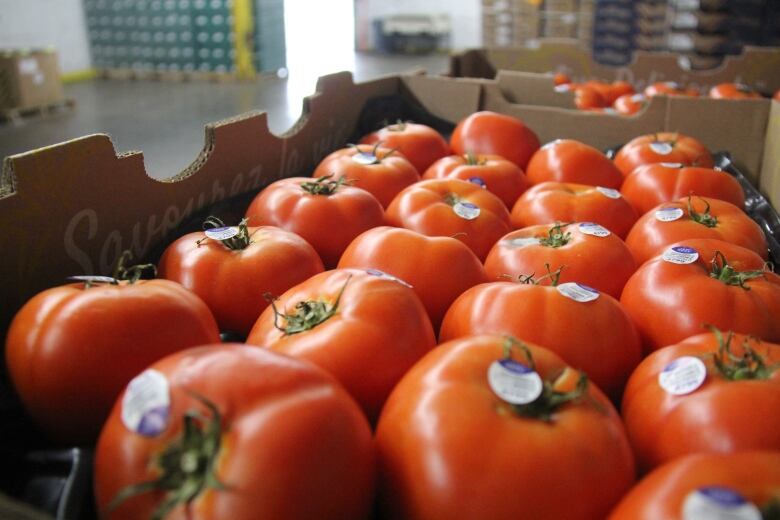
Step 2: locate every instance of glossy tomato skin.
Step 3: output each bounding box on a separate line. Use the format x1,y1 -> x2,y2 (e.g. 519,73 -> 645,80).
359,122 -> 450,174
312,145 -> 420,208
609,451 -> 780,519
439,281 -> 641,400
644,82 -> 700,98
613,93 -> 647,115
573,84 -> 607,109
553,72 -> 571,86
422,154 -> 530,209
709,83 -> 763,99
511,181 -> 638,238
337,226 -> 488,331
244,177 -> 384,268
614,132 -> 714,177
450,111 -> 541,169
620,239 -> 780,354
484,223 -> 636,298
625,197 -> 768,266
385,178 -> 511,261
774,89 -> 780,102
621,333 -> 780,472
526,139 -> 624,189
94,345 -> 375,520
246,269 -> 436,421
158,226 -> 324,336
5,280 -> 220,445
376,335 -> 635,520
620,163 -> 745,216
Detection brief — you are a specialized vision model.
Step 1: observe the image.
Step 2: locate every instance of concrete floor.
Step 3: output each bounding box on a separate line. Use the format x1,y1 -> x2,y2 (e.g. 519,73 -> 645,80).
0,52 -> 449,179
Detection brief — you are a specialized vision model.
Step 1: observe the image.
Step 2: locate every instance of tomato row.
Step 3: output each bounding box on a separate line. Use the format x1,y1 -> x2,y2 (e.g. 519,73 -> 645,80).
5,110 -> 780,519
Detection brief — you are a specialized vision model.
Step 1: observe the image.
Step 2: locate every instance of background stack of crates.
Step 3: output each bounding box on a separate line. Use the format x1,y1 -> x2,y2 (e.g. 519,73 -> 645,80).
591,0 -> 669,66
481,0 -> 594,48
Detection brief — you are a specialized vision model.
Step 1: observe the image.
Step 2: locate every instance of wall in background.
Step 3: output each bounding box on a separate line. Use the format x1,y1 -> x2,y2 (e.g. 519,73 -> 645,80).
0,0 -> 92,74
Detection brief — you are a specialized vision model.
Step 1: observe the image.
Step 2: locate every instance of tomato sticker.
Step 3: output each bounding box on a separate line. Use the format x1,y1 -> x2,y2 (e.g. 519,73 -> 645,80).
662,246 -> 699,264
506,237 -> 541,248
578,222 -> 611,237
660,162 -> 684,168
205,226 -> 240,241
658,356 -> 707,395
68,275 -> 118,284
352,152 -> 378,165
655,207 -> 685,222
650,142 -> 674,155
554,84 -> 572,93
468,176 -> 487,189
596,187 -> 622,199
453,201 -> 481,220
682,487 -> 761,520
365,268 -> 413,288
121,369 -> 171,437
487,359 -> 544,405
557,282 -> 600,303
603,108 -> 618,115
630,93 -> 646,102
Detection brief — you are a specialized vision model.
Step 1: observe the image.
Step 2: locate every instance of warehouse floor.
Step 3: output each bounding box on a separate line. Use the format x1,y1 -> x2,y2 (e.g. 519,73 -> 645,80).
0,52 -> 449,179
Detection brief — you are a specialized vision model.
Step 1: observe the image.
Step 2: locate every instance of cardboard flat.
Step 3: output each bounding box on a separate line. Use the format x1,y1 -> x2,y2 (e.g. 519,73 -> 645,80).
760,101 -> 780,209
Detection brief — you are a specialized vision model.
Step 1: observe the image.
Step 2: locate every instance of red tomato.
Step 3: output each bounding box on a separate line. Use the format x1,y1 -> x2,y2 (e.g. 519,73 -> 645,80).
621,331 -> 780,472
609,451 -> 780,520
774,89 -> 780,102
359,121 -> 450,174
620,163 -> 745,216
5,274 -> 220,444
553,72 -> 571,86
385,178 -> 511,261
439,275 -> 642,400
312,144 -> 420,208
583,80 -> 633,106
620,238 -> 780,354
422,153 -> 530,209
484,223 -> 637,299
644,81 -> 700,98
614,132 -> 714,177
573,84 -> 608,110
337,226 -> 488,331
625,196 -> 768,266
613,93 -> 648,115
246,269 -> 436,421
94,345 -> 375,520
526,139 -> 624,189
450,111 -> 541,169
159,219 -> 324,336
511,181 -> 638,238
709,83 -> 763,100
376,335 -> 635,520
244,176 -> 384,268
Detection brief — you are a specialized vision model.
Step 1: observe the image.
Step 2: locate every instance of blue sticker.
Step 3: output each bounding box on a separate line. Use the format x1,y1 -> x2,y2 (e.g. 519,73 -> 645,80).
468,176 -> 487,188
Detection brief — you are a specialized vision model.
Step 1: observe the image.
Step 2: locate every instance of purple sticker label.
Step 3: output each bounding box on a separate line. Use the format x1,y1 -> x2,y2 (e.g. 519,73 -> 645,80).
121,369 -> 171,437
468,176 -> 487,188
498,359 -> 534,375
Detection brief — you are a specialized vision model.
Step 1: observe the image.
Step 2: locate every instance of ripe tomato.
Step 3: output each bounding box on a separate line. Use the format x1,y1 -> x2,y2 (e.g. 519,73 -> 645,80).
573,84 -> 608,110
385,178 -> 511,261
613,93 -> 648,115
484,223 -> 637,299
609,451 -> 780,520
620,163 -> 745,216
246,269 -> 436,421
620,238 -> 780,354
553,72 -> 571,86
94,345 -> 375,520
644,81 -> 700,98
439,274 -> 641,400
244,176 -> 384,268
511,181 -> 638,238
312,144 -> 420,208
422,153 -> 530,209
621,330 -> 780,472
450,111 -> 541,169
5,271 -> 220,445
709,83 -> 763,100
376,335 -> 635,520
614,132 -> 714,177
583,80 -> 634,106
625,196 -> 768,266
774,89 -> 780,102
359,121 -> 450,174
337,226 -> 488,331
159,218 -> 324,336
525,139 -> 624,189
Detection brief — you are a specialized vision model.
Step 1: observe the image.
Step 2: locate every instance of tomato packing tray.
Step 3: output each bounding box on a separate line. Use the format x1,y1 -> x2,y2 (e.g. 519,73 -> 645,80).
1,69 -> 780,519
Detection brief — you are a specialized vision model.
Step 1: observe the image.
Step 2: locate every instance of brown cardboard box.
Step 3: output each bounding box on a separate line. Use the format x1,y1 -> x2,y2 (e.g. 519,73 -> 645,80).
0,50 -> 64,110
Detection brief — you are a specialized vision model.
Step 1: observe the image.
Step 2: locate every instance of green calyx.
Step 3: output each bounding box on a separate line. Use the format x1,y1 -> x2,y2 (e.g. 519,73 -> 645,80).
266,275 -> 351,335
537,222 -> 572,248
464,152 -> 486,166
687,196 -> 718,228
197,216 -> 255,251
350,141 -> 396,165
108,392 -> 226,520
443,193 -> 462,206
112,250 -> 157,284
762,497 -> 780,519
709,251 -> 766,289
510,263 -> 564,287
300,175 -> 350,196
707,326 -> 779,381
388,119 -> 407,132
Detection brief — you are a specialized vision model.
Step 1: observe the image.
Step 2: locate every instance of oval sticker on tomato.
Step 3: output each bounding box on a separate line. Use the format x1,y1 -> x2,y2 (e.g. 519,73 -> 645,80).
468,176 -> 487,189
121,369 -> 171,437
650,142 -> 674,155
205,226 -> 240,241
506,237 -> 541,248
557,282 -> 600,303
658,356 -> 707,395
487,359 -> 543,405
682,487 -> 761,520
68,275 -> 118,284
453,201 -> 481,220
660,162 -> 684,168
352,152 -> 378,165
365,268 -> 413,288
662,246 -> 699,264
596,186 -> 622,199
578,222 -> 611,237
655,207 -> 685,222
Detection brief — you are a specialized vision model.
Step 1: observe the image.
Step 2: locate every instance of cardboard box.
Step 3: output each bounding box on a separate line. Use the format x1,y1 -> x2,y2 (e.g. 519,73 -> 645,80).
0,50 -> 64,111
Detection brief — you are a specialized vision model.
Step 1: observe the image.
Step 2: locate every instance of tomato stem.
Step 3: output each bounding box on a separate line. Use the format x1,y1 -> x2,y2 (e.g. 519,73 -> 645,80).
265,275 -> 351,335
113,250 -> 157,284
761,497 -> 780,519
687,196 -> 718,228
515,264 -> 564,286
197,216 -> 255,251
537,222 -> 572,248
389,119 -> 407,132
707,326 -> 778,381
709,251 -> 766,289
464,152 -> 486,166
108,391 -> 226,519
300,175 -> 350,196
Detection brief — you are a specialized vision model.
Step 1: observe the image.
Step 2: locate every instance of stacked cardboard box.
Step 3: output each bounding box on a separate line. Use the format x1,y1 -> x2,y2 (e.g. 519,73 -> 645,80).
0,50 -> 64,111
592,0 -> 669,66
481,0 -> 595,47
